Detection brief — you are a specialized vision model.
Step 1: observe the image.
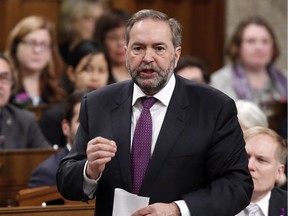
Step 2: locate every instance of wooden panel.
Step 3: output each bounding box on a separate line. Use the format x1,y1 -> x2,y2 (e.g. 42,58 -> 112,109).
0,0 -> 225,73
0,0 -> 62,52
0,149 -> 59,207
0,204 -> 94,216
110,0 -> 225,72
17,186 -> 95,207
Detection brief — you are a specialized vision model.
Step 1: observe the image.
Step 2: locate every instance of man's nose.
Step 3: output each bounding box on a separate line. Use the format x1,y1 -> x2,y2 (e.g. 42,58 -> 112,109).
142,49 -> 154,63
248,158 -> 255,171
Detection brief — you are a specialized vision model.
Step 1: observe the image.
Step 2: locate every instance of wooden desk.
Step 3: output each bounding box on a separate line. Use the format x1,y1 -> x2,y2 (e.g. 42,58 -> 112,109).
0,149 -> 58,207
0,204 -> 94,216
17,186 -> 95,207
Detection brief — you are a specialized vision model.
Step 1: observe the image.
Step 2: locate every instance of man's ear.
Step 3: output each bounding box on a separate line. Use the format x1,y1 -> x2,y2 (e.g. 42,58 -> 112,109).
66,66 -> 76,83
174,46 -> 181,67
61,119 -> 70,137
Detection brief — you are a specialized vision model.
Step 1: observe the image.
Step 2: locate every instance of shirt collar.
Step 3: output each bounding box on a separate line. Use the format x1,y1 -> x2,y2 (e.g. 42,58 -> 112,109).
132,74 -> 176,107
254,191 -> 271,216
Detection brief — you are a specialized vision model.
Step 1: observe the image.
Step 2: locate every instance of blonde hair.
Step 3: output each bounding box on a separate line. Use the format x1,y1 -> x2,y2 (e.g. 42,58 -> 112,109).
57,0 -> 107,43
236,100 -> 268,129
5,16 -> 66,103
244,126 -> 287,165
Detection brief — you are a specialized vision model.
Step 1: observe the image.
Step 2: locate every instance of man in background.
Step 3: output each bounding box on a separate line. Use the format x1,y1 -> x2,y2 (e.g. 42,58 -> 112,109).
28,89 -> 86,187
236,127 -> 287,216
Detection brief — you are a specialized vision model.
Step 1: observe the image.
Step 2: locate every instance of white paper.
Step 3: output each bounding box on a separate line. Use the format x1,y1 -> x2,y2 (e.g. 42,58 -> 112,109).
112,188 -> 150,216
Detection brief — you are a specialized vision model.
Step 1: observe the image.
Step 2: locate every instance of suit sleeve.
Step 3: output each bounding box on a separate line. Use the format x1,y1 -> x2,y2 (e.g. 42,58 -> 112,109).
182,98 -> 253,216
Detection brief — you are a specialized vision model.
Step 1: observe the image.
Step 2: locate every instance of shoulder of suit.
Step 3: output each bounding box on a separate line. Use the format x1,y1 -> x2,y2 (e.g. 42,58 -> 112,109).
271,187 -> 287,197
3,103 -> 35,119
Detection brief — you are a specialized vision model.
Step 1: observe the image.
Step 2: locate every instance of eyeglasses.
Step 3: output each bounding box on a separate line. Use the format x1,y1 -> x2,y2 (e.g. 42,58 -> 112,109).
20,40 -> 51,51
0,73 -> 13,85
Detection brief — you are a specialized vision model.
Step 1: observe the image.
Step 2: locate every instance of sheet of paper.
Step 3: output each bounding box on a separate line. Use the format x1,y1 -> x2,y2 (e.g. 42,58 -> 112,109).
112,188 -> 150,216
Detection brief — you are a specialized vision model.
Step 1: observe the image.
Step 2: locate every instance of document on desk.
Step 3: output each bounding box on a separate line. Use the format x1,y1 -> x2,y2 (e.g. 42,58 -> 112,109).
112,188 -> 150,216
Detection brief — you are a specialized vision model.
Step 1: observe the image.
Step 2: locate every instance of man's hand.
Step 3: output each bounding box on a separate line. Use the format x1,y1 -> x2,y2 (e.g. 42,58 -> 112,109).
86,136 -> 117,179
132,202 -> 180,216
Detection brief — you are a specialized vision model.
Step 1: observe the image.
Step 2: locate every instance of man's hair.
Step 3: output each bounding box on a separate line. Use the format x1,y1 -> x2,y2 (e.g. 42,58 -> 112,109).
125,9 -> 182,48
63,89 -> 89,124
175,55 -> 210,83
244,126 -> 287,164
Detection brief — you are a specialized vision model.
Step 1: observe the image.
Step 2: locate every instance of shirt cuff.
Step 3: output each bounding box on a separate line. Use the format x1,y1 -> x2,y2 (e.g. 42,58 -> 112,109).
83,160 -> 101,199
175,200 -> 191,216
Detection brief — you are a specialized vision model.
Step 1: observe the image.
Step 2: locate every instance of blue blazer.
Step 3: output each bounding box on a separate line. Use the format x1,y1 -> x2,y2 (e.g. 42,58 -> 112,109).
28,147 -> 69,188
57,76 -> 253,216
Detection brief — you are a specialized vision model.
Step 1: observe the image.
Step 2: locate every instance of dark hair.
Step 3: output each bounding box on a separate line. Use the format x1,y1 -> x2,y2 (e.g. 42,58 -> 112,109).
175,55 -> 210,83
68,40 -> 115,84
94,9 -> 131,43
63,89 -> 88,124
226,16 -> 280,65
125,9 -> 182,48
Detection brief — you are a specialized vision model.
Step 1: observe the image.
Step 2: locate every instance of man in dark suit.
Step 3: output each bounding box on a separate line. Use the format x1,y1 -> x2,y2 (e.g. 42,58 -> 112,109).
57,9 -> 253,216
236,127 -> 287,216
0,53 -> 50,149
28,90 -> 85,187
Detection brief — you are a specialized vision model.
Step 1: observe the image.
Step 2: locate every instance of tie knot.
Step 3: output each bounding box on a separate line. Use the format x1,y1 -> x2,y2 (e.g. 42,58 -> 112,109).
245,203 -> 262,215
141,97 -> 157,109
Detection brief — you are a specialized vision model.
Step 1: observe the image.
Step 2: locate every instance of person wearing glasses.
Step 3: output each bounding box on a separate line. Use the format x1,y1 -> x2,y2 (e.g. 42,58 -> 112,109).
0,53 -> 50,149
5,16 -> 66,108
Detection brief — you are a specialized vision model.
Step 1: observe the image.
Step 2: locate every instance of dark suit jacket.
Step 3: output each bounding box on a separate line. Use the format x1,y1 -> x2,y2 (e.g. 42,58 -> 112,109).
28,147 -> 69,188
39,102 -> 66,147
1,103 -> 51,149
57,76 -> 253,216
269,187 -> 287,216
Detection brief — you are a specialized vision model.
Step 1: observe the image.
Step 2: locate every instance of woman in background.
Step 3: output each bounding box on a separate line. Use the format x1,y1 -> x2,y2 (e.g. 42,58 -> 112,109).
39,40 -> 114,147
57,0 -> 107,64
211,16 -> 287,108
94,9 -> 131,82
5,16 -> 66,108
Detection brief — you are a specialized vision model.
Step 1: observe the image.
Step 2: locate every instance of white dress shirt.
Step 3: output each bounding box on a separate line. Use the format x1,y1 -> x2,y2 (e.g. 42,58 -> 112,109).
235,191 -> 271,216
83,74 -> 191,216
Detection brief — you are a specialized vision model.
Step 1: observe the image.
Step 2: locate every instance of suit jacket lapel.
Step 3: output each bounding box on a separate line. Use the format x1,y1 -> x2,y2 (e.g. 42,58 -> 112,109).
111,82 -> 134,191
140,77 -> 191,194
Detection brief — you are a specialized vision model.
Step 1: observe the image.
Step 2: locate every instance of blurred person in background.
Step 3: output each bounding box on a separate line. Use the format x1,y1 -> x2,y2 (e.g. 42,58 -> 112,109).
211,16 -> 287,110
94,9 -> 131,82
5,16 -> 66,108
236,126 -> 287,216
28,89 -> 86,188
39,40 -> 114,147
236,99 -> 287,190
175,55 -> 210,84
236,99 -> 269,131
0,53 -> 50,149
57,0 -> 107,64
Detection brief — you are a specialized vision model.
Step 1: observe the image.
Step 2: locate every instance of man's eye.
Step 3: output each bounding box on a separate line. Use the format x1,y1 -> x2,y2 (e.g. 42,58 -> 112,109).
155,46 -> 166,54
132,46 -> 143,54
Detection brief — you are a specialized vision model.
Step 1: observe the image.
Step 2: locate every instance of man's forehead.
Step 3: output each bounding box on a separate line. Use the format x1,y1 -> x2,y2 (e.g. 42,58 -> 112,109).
129,19 -> 172,41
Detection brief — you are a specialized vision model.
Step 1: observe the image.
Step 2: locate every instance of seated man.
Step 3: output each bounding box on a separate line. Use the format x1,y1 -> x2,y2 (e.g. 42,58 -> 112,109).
174,55 -> 210,84
28,89 -> 87,188
236,126 -> 287,216
0,53 -> 50,149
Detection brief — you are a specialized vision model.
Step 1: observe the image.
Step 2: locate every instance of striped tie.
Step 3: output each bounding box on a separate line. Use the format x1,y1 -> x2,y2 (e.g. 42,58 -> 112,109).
245,203 -> 263,216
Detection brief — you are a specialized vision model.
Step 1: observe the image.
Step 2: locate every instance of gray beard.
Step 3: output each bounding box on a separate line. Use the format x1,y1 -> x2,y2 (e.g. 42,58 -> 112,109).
127,57 -> 175,95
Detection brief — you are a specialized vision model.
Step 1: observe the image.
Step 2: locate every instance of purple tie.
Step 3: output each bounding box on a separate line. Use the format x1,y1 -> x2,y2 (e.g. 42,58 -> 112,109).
131,97 -> 157,194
